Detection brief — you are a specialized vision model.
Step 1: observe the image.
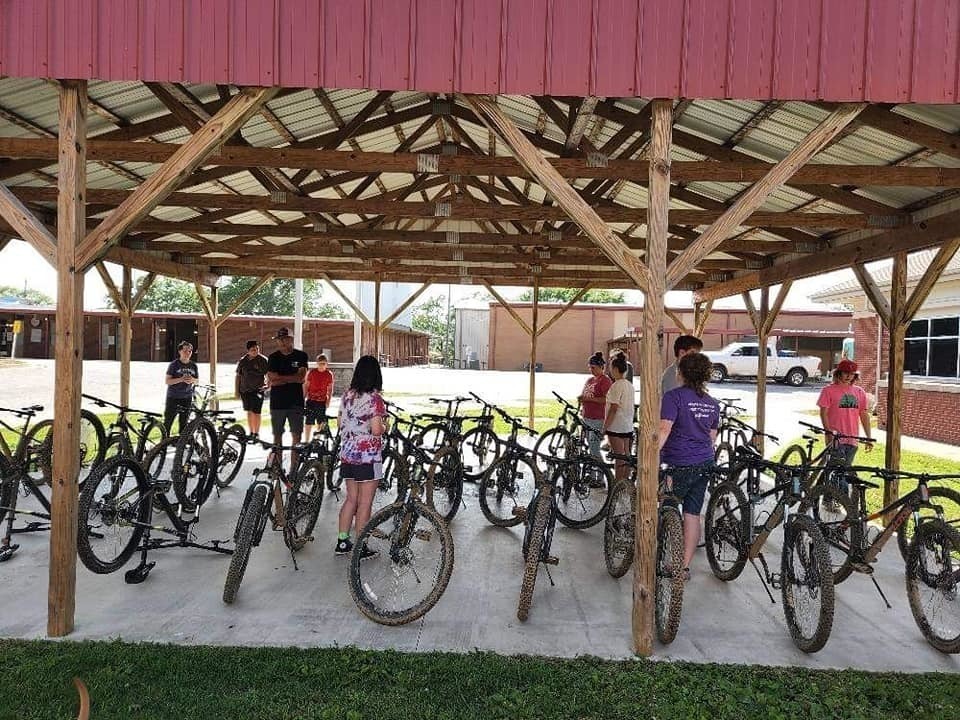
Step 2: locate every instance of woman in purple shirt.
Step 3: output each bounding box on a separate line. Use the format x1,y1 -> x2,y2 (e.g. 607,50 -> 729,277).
658,352 -> 720,578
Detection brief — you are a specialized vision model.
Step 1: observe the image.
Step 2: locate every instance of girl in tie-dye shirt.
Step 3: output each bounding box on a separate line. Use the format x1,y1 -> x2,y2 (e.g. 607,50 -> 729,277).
335,355 -> 387,557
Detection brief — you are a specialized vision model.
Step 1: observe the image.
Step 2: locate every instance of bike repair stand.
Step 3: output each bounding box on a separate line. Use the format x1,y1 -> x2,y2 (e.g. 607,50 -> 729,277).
123,495 -> 234,584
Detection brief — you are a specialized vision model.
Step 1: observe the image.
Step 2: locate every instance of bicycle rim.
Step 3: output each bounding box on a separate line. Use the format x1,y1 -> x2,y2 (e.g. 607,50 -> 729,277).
781,515 -> 835,653
655,508 -> 685,644
906,519 -> 960,653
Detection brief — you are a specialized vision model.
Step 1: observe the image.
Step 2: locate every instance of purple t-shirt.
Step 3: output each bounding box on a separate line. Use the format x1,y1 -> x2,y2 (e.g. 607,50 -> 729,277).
660,387 -> 720,466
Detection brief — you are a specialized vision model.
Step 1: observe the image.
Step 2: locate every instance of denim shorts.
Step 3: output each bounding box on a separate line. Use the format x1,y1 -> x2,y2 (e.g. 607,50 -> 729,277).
663,460 -> 714,516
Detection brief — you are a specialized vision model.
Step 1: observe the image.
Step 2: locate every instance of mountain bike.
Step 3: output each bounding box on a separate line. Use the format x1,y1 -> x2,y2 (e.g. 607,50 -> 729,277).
222,441 -> 324,604
21,406 -> 105,487
714,398 -> 777,470
417,395 -> 499,483
170,408 -> 249,512
531,391 -> 587,471
705,446 -> 835,653
779,420 -> 874,491
478,407 -> 540,527
461,392 -> 502,481
0,405 -> 51,561
77,454 -> 232,583
348,445 -> 455,625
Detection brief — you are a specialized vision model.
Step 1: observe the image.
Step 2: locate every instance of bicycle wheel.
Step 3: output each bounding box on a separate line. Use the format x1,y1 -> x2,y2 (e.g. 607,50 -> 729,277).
781,514 -> 835,653
284,459 -> 324,552
897,486 -> 960,562
0,454 -> 18,527
172,417 -> 218,512
555,455 -> 612,529
655,506 -> 685,644
704,481 -> 750,581
906,518 -> 960,653
805,483 -> 861,584
604,480 -> 635,578
77,456 -> 150,574
215,424 -> 247,488
325,436 -> 342,491
415,422 -> 448,455
460,426 -> 500,481
22,419 -> 53,486
372,446 -> 405,512
142,436 -> 179,508
137,417 -> 167,461
714,442 -> 735,471
349,499 -> 454,625
223,483 -> 269,604
478,454 -> 539,528
532,427 -> 573,473
518,492 -> 552,621
426,446 -> 463,523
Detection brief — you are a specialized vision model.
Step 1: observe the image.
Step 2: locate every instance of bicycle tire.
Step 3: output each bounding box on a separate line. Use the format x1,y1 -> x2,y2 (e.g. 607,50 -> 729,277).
426,446 -> 463,523
415,422 -> 448,455
223,483 -> 269,604
704,481 -> 750,581
905,518 -> 960,653
714,442 -> 735,470
779,443 -> 809,485
215,424 -> 247,488
804,483 -> 861,584
137,417 -> 167,462
781,514 -> 835,653
172,417 -> 218,512
532,427 -> 573,474
518,491 -> 552,621
284,459 -> 324,552
655,506 -> 685,644
142,436 -> 180,508
897,486 -> 960,563
0,454 -> 18,527
372,446 -> 405,512
604,480 -> 635,578
459,426 -> 500,481
349,499 -> 454,625
478,454 -> 539,528
555,454 -> 612,529
325,435 -> 342,491
77,456 -> 150,574
21,418 -> 53,486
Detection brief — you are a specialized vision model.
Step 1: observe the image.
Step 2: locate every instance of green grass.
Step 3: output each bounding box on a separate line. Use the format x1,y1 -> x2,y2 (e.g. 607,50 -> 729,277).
777,437 -> 960,514
1,640 -> 957,720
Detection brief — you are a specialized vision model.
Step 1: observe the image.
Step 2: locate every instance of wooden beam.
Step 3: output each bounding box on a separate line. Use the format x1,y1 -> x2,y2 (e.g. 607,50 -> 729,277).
564,96 -> 600,151
321,274 -> 371,325
853,263 -> 893,327
465,95 -> 651,293
103,246 -> 219,287
373,277 -> 382,359
378,281 -> 432,330
194,282 -> 216,321
761,281 -> 793,337
75,87 -> 279,270
48,80 -> 86,638
215,274 -> 275,326
130,272 -> 157,312
634,99 -> 673,658
536,285 -> 591,337
119,266 -> 133,407
663,308 -> 690,334
482,281 -> 533,337
755,287 -> 771,454
692,208 -> 960,302
883,253 -> 908,517
95,262 -> 126,313
0,182 -> 57,267
528,275 -> 540,427
693,300 -> 713,337
901,239 -> 960,323
741,291 -> 761,333
666,104 -> 866,288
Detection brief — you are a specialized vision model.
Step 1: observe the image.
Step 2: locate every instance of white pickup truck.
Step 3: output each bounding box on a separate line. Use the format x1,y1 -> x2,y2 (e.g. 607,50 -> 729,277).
704,342 -> 821,386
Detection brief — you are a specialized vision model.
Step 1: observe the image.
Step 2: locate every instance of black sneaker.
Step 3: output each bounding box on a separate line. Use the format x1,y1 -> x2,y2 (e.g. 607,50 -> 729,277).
358,544 -> 379,561
334,537 -> 353,555
247,432 -> 259,445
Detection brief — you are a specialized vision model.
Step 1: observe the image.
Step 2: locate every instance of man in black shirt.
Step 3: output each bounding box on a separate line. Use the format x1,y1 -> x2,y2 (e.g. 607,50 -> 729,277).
266,327 -> 308,471
164,340 -> 198,433
235,339 -> 269,443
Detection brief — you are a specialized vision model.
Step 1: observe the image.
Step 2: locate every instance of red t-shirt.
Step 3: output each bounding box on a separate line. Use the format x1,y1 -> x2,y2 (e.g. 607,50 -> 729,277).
305,368 -> 334,403
581,374 -> 612,420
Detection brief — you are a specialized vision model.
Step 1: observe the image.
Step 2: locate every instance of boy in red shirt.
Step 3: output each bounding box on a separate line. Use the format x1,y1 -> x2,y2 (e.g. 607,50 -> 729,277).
304,354 -> 334,442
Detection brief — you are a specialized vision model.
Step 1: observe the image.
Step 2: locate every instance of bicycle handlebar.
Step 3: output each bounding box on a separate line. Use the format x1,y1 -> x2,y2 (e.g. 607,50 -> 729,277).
727,415 -> 779,444
493,405 -> 537,435
0,405 -> 43,417
798,420 -> 874,444
82,394 -> 162,418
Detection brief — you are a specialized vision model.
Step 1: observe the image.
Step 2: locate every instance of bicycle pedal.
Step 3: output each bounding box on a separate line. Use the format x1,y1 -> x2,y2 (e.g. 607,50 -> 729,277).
544,555 -> 559,565
414,529 -> 433,541
371,528 -> 388,540
511,507 -> 527,519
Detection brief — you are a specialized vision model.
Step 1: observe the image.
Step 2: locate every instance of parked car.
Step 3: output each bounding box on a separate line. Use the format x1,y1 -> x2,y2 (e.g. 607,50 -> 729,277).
703,342 -> 821,386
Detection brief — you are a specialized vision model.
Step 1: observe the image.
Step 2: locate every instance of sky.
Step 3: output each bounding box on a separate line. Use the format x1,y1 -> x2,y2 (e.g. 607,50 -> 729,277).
0,240 -> 853,313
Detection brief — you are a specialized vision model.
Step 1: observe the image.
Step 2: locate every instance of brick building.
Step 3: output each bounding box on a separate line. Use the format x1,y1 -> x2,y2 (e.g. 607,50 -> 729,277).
811,249 -> 960,445
483,303 -> 852,375
0,305 -> 428,367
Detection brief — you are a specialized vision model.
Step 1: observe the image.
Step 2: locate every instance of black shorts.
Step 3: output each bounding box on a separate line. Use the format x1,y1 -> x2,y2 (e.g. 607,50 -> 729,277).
270,407 -> 304,438
339,462 -> 380,482
240,391 -> 264,413
606,430 -> 634,440
304,400 -> 328,425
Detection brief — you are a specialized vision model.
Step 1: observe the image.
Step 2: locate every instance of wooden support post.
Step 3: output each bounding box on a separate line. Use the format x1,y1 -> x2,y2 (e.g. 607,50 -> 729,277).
215,275 -> 274,325
321,274 -> 372,325
373,277 -> 382,361
693,300 -> 713,337
529,275 -> 540,428
755,288 -> 770,453
208,285 -> 219,406
884,253 -> 907,513
0,183 -> 57,267
633,99 -> 672,657
378,281 -> 432,331
482,281 -> 533,336
119,266 -> 133,407
536,285 -> 591,337
49,80 -> 86,637
663,308 -> 690,334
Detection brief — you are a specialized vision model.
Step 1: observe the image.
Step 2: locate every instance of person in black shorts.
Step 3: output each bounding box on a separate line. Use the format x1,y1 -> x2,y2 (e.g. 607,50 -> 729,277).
163,340 -> 198,434
235,339 -> 269,444
266,327 -> 308,472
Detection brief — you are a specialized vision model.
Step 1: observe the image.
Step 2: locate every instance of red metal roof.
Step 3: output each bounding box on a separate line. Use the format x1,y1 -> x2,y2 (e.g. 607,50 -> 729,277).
1,0 -> 958,102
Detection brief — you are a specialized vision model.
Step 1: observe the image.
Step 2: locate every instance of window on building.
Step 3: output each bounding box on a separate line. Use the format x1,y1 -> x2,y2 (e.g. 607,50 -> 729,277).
904,317 -> 960,379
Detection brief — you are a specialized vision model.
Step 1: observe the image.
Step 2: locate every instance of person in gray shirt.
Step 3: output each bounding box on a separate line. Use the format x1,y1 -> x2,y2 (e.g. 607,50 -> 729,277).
661,334 -> 703,395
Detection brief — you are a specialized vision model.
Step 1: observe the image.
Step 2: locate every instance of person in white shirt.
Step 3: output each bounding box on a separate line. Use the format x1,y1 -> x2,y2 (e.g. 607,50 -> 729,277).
603,354 -> 636,482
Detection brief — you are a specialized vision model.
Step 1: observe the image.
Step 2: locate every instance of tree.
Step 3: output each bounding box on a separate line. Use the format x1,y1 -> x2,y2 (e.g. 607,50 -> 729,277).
108,276 -> 348,318
0,284 -> 54,306
411,294 -> 454,365
517,287 -> 625,303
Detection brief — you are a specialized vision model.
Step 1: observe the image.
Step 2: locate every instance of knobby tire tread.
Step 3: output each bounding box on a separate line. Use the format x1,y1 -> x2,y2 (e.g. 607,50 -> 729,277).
223,483 -> 268,604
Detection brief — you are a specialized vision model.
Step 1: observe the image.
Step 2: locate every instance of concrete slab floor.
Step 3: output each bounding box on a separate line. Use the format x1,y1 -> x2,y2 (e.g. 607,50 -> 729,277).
1,445 -> 958,674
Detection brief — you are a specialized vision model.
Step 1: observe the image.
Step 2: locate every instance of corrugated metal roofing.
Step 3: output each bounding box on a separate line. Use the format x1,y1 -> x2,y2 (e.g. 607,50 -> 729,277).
3,0 -> 960,103
811,248 -> 960,300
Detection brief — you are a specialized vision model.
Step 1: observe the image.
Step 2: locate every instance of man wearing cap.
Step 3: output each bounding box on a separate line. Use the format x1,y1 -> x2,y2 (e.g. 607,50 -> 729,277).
266,327 -> 309,471
816,359 -> 874,469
